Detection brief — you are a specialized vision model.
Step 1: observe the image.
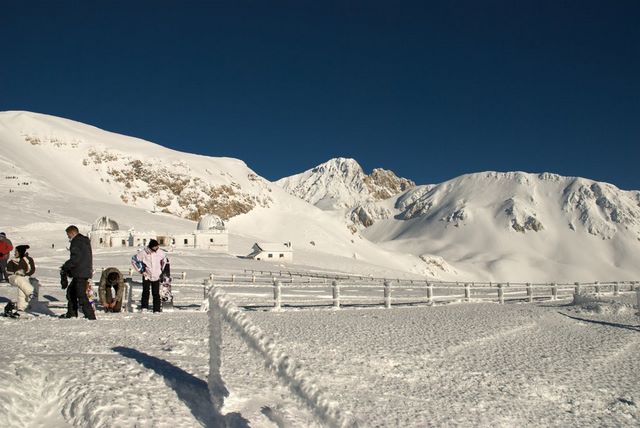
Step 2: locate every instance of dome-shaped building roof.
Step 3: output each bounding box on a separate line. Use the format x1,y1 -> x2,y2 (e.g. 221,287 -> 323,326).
92,216 -> 119,231
197,214 -> 225,231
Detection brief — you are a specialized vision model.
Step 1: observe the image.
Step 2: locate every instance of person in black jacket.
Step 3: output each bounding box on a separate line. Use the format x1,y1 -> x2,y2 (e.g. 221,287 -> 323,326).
60,225 -> 96,320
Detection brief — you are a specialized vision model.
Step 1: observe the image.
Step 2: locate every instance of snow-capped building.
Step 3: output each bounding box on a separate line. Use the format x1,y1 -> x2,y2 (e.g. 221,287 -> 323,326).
247,242 -> 293,262
88,214 -> 228,252
171,214 -> 228,252
89,216 -> 132,248
193,214 -> 228,251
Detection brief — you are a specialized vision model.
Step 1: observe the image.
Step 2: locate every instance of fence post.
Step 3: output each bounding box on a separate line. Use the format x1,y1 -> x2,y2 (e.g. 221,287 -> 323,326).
574,282 -> 581,295
426,281 -> 433,304
526,283 -> 533,303
464,283 -> 471,302
207,290 -> 226,411
129,267 -> 134,276
332,280 -> 340,309
231,274 -> 235,283
637,287 -> 640,317
251,274 -> 256,283
552,283 -> 558,301
123,281 -> 133,312
273,281 -> 282,311
614,281 -> 619,296
498,283 -> 504,304
594,281 -> 600,294
384,281 -> 391,308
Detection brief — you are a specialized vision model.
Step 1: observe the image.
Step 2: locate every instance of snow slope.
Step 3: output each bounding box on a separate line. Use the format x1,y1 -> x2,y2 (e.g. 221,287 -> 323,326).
278,159 -> 640,282
364,172 -> 640,281
0,111 -> 430,279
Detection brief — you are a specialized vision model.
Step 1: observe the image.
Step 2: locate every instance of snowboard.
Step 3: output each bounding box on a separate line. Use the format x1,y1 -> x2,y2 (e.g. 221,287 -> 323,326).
86,280 -> 97,312
160,277 -> 174,311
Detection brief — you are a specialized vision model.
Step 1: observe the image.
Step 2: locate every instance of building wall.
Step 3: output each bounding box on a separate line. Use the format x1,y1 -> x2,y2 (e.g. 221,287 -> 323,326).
254,251 -> 293,262
88,228 -> 230,253
89,231 -> 112,249
173,234 -> 194,248
194,231 -> 229,251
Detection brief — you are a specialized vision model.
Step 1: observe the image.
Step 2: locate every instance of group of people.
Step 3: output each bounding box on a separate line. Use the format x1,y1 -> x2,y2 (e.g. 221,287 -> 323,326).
2,226 -> 169,319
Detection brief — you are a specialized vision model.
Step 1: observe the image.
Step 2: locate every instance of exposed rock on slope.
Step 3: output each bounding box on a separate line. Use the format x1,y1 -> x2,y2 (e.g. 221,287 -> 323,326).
277,157 -> 414,227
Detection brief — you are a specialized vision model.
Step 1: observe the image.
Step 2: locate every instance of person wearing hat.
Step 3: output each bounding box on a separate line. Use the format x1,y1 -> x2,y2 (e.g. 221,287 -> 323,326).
134,239 -> 167,312
61,225 -> 95,320
6,245 -> 36,311
0,232 -> 13,283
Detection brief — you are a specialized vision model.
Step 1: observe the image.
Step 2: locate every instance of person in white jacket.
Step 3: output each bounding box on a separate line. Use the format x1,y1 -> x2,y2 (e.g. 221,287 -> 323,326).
7,245 -> 36,311
134,239 -> 167,312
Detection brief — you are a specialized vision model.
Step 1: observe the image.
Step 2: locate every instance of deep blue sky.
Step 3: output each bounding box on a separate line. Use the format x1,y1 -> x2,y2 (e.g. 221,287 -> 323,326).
2,1 -> 639,189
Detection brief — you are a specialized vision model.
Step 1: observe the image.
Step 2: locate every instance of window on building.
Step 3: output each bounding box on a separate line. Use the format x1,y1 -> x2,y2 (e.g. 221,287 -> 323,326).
121,240 -> 126,246
184,238 -> 188,245
210,238 -> 214,243
268,253 -> 273,258
279,253 -> 284,258
99,238 -> 103,244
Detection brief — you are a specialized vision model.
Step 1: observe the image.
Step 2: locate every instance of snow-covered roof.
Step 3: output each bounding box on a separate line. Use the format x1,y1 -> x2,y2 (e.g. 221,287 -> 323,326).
92,216 -> 119,231
197,214 -> 225,231
253,242 -> 293,253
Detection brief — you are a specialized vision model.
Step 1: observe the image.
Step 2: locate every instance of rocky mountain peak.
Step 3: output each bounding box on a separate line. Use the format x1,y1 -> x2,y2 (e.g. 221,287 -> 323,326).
276,158 -> 415,211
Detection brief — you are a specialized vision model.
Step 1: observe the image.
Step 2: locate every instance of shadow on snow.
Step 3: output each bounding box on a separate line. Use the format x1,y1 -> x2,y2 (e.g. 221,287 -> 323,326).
558,312 -> 640,332
112,346 -> 249,428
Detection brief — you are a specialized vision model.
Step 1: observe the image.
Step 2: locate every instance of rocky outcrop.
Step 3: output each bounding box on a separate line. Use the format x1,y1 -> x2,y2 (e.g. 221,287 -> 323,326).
85,149 -> 271,220
277,157 -> 415,227
562,179 -> 640,240
363,168 -> 415,200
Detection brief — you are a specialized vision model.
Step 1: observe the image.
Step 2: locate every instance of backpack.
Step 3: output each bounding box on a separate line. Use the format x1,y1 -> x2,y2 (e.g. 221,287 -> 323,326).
131,254 -> 145,274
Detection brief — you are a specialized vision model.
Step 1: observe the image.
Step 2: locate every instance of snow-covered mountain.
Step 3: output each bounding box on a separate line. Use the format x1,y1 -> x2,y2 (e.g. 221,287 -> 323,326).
2,111 -> 639,282
276,157 -> 415,228
0,110 -> 274,220
278,161 -> 640,281
372,173 -> 640,280
276,157 -> 414,209
0,111 -> 428,279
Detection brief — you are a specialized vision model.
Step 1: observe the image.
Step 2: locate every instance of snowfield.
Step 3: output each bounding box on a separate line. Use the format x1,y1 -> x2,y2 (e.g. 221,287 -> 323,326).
1,279 -> 638,427
1,110 -> 639,427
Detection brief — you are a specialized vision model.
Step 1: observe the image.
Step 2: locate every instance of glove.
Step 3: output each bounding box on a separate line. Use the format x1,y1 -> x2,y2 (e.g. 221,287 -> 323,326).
60,272 -> 69,290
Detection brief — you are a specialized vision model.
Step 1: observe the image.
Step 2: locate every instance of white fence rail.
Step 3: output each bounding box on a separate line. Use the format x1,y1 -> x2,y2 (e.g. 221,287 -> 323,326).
33,272 -> 640,312
210,279 -> 638,310
208,288 -> 359,427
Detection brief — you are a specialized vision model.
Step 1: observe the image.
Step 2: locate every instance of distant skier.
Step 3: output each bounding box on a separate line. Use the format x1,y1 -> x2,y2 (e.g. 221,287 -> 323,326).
6,245 -> 36,311
0,232 -> 13,283
133,239 -> 167,313
99,267 -> 125,312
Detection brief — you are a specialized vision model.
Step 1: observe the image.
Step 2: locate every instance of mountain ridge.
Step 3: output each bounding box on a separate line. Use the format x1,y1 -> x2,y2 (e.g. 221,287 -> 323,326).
2,110 -> 639,281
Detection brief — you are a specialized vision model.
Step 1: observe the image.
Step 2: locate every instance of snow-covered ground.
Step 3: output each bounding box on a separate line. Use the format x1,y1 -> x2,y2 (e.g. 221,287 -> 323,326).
1,111 -> 639,427
1,266 -> 638,427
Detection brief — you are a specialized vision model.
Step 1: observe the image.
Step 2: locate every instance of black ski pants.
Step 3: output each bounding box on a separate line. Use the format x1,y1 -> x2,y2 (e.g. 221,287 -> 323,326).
67,277 -> 96,320
141,278 -> 161,312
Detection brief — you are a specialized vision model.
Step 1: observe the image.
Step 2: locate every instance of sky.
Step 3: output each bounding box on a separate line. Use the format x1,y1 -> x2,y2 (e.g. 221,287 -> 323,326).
1,1 -> 639,190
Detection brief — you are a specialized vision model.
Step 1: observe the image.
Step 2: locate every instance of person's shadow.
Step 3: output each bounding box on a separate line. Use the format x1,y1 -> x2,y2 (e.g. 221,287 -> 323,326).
112,346 -> 249,428
558,312 -> 640,332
